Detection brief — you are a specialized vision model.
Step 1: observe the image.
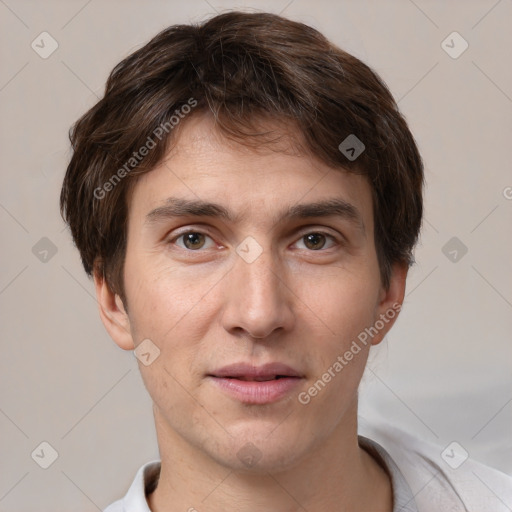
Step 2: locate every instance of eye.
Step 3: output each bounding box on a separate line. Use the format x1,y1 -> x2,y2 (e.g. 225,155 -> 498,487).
294,232 -> 338,251
171,231 -> 216,250
168,229 -> 339,252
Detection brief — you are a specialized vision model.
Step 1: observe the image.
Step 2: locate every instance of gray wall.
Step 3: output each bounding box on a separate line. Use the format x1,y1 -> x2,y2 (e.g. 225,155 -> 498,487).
0,0 -> 511,510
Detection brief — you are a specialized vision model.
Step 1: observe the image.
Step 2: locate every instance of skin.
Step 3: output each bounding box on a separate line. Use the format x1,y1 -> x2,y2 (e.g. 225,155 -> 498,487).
94,112 -> 407,511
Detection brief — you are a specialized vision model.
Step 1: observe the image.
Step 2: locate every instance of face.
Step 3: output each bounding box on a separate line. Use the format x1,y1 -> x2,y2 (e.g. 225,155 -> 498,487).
97,112 -> 405,473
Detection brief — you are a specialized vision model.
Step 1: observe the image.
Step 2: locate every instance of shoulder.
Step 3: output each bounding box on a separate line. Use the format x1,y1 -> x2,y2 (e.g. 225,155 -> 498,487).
359,420 -> 512,512
102,460 -> 161,512
103,501 -> 123,512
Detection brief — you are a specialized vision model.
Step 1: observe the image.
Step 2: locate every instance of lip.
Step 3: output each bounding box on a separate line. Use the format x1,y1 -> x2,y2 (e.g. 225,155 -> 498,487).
207,362 -> 304,405
210,362 -> 303,379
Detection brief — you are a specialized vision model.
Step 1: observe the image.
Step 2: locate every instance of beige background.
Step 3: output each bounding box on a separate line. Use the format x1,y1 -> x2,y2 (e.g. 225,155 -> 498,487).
0,0 -> 511,510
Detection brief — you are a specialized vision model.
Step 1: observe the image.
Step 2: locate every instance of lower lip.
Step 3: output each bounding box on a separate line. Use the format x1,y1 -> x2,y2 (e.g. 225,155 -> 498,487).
208,376 -> 302,404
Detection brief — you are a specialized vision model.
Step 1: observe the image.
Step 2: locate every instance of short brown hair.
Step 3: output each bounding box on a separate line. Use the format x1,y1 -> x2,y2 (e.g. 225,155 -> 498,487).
60,11 -> 423,305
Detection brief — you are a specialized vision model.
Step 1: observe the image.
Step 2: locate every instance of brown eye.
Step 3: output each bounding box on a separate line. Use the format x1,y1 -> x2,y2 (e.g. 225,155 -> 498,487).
303,233 -> 327,250
183,233 -> 205,249
172,232 -> 215,250
295,232 -> 337,251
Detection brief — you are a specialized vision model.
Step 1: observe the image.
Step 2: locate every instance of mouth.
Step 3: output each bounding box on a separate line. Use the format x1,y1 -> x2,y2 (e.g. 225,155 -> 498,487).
223,375 -> 294,381
209,361 -> 303,379
207,362 -> 304,404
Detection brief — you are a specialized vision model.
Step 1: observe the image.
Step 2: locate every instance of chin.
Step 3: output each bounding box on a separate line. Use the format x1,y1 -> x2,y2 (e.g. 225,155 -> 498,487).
216,424 -> 308,473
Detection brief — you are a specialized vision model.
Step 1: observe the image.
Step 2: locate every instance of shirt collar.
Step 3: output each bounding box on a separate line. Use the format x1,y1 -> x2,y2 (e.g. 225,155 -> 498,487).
359,435 -> 419,512
117,438 -> 417,512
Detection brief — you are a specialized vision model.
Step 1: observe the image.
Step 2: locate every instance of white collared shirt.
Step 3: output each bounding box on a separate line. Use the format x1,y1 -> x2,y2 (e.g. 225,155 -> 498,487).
103,424 -> 512,511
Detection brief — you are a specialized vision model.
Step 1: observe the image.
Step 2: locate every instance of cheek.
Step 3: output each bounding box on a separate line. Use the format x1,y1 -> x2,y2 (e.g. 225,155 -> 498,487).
124,254 -> 215,339
296,282 -> 375,431
293,267 -> 380,402
295,266 -> 380,345
123,256 -> 218,393
123,260 -> 206,427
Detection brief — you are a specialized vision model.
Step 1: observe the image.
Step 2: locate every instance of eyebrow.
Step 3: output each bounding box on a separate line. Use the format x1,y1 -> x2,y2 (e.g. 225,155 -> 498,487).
145,196 -> 365,232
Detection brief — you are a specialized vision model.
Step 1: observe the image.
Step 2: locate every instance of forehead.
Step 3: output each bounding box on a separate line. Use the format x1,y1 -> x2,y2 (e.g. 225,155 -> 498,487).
127,112 -> 374,231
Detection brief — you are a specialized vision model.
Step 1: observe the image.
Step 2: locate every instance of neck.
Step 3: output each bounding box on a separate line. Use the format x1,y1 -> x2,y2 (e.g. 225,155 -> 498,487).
147,400 -> 392,512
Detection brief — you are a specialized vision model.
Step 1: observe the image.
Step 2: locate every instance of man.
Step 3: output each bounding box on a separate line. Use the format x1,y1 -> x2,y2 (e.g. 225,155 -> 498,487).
60,11 -> 511,512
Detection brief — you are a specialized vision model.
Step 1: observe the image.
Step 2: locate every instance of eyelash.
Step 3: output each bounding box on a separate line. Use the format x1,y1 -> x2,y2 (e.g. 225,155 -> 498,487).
168,229 -> 340,252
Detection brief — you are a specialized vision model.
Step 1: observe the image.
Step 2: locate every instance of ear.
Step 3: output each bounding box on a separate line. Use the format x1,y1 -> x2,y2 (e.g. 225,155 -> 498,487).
93,267 -> 134,351
370,262 -> 408,346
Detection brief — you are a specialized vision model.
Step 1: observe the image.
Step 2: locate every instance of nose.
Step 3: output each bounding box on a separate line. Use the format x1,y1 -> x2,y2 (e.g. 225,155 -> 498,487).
220,245 -> 294,340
